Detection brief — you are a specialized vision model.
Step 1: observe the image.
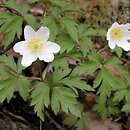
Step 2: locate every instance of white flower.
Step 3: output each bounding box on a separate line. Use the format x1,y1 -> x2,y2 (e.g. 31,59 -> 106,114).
13,25 -> 60,67
107,22 -> 130,51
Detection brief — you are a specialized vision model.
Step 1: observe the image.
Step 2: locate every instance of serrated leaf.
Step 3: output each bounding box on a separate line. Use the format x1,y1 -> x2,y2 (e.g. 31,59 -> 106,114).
73,60 -> 101,75
93,70 -> 103,88
122,103 -> 130,112
63,112 -> 91,130
57,33 -> 76,53
5,0 -> 29,15
113,89 -> 127,102
53,5 -> 81,16
0,66 -> 9,76
63,114 -> 78,127
52,57 -> 68,70
88,52 -> 102,63
41,16 -> 58,41
78,24 -> 90,39
60,77 -> 94,91
80,36 -> 92,57
113,46 -> 123,57
0,55 -> 17,72
53,68 -> 71,85
51,87 -> 81,117
0,13 -> 23,48
24,14 -> 36,29
60,17 -> 78,42
106,57 -> 122,66
82,28 -> 97,37
0,76 -> 17,103
18,76 -> 30,100
31,82 -> 50,121
17,57 -> 25,73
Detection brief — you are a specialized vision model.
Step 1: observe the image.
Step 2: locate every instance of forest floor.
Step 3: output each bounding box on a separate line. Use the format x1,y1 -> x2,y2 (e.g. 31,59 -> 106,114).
0,0 -> 130,130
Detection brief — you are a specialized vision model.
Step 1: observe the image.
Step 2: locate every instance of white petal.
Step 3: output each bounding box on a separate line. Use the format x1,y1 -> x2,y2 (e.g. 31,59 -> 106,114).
111,22 -> 119,28
107,22 -> 119,40
44,41 -> 60,53
123,31 -> 130,39
116,40 -> 130,51
107,28 -> 111,40
108,41 -> 116,49
13,41 -> 28,55
38,51 -> 54,62
120,23 -> 130,31
35,27 -> 49,42
21,53 -> 37,67
24,25 -> 35,41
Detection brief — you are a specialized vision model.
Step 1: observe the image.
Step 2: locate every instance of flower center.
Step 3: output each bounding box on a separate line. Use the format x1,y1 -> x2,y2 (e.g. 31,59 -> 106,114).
111,28 -> 123,40
28,38 -> 43,53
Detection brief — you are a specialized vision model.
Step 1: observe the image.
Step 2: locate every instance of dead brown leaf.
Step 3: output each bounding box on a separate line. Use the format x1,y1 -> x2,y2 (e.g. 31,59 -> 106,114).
86,120 -> 122,130
84,92 -> 97,109
125,61 -> 130,73
16,0 -> 27,4
0,33 -> 5,47
104,64 -> 121,77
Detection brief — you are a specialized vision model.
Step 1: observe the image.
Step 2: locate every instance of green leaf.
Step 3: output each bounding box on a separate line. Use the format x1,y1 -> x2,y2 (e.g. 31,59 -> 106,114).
0,66 -> 10,77
80,36 -> 92,57
60,17 -> 78,42
5,0 -> 29,15
17,57 -> 25,73
57,33 -> 76,53
60,77 -> 94,91
0,55 -> 17,72
63,112 -> 91,130
31,82 -> 50,121
52,57 -> 68,70
52,5 -> 81,16
0,76 -> 17,103
88,52 -> 103,64
122,103 -> 130,112
53,68 -> 71,85
73,61 -> 101,75
93,70 -> 103,88
78,24 -> 89,38
94,100 -> 119,119
82,28 -> 97,37
113,46 -> 123,57
17,76 -> 30,101
106,57 -> 122,65
41,16 -> 58,41
51,87 -> 81,117
0,13 -> 23,48
97,28 -> 107,37
63,114 -> 78,127
27,0 -> 39,4
24,14 -> 36,29
49,0 -> 65,7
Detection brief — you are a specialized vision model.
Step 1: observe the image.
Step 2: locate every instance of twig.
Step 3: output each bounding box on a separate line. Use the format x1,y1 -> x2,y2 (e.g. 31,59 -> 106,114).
42,63 -> 51,80
2,109 -> 30,125
98,45 -> 108,53
40,120 -> 42,130
45,111 -> 66,130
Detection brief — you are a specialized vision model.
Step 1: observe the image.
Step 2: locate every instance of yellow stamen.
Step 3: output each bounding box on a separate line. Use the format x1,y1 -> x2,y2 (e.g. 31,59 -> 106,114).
111,28 -> 123,40
28,38 -> 43,53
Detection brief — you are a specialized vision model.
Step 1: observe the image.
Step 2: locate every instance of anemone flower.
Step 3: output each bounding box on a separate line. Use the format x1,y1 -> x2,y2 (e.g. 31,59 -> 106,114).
107,22 -> 130,51
13,25 -> 60,67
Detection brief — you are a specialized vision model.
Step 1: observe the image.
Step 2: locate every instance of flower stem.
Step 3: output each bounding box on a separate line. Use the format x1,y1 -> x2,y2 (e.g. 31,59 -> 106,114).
42,63 -> 51,81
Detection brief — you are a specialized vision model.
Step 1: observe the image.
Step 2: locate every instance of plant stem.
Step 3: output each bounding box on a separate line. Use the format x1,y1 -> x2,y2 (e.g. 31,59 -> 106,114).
42,63 -> 51,81
45,111 -> 66,130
